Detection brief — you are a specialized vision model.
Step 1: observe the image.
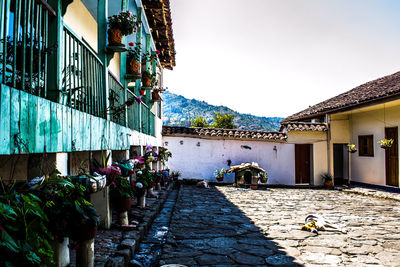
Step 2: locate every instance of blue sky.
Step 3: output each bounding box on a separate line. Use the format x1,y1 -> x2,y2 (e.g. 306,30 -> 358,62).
163,0 -> 400,117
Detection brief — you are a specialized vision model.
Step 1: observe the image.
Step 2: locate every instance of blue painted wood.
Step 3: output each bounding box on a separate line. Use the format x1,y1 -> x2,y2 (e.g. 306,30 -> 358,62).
0,85 -> 11,154
27,93 -> 37,153
0,84 -> 143,155
19,90 -> 30,153
10,87 -> 20,153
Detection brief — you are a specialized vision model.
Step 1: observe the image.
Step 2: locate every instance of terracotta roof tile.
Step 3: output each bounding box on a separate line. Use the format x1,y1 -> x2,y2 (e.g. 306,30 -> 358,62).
283,71 -> 400,122
280,122 -> 328,132
162,126 -> 287,141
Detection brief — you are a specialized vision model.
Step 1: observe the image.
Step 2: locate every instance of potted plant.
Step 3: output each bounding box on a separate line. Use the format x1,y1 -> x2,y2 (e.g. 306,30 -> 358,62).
214,168 -> 227,182
321,173 -> 333,188
31,175 -> 99,243
142,70 -> 153,87
158,147 -> 172,165
378,138 -> 394,149
170,170 -> 181,181
347,144 -> 357,153
0,179 -> 55,266
107,11 -> 137,46
110,176 -> 136,212
260,172 -> 268,183
127,42 -> 141,75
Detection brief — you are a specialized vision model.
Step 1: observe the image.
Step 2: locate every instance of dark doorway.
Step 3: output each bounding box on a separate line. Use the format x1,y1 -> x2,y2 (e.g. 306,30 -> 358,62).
333,144 -> 349,185
295,144 -> 311,184
385,127 -> 399,187
244,171 -> 252,184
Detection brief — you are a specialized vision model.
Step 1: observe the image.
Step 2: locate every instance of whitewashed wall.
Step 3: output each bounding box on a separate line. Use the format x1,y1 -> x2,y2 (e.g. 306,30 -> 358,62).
349,103 -> 400,187
163,136 -> 295,184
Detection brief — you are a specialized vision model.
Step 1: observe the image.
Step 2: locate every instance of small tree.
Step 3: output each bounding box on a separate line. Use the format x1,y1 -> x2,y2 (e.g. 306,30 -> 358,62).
190,116 -> 209,128
211,112 -> 237,129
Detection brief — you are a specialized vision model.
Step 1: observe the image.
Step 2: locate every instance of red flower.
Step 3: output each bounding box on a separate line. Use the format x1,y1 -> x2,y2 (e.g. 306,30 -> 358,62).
128,170 -> 135,175
128,42 -> 134,47
139,90 -> 144,95
156,50 -> 160,55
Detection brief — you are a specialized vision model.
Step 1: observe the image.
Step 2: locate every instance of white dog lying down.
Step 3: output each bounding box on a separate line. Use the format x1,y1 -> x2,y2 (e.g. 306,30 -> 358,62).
196,180 -> 209,188
300,214 -> 347,234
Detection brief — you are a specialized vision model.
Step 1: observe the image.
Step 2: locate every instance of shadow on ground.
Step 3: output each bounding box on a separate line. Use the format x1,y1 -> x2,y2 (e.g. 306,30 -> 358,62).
159,185 -> 302,266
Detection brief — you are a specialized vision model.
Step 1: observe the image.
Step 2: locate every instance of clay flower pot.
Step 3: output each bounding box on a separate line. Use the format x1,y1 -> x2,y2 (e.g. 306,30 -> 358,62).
152,91 -> 160,101
142,76 -> 151,87
116,197 -> 132,212
127,60 -> 141,75
70,221 -> 98,242
108,28 -> 123,46
216,176 -> 223,182
324,180 -> 334,188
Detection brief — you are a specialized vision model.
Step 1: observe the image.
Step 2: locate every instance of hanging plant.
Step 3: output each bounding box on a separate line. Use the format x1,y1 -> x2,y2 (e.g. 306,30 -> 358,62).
378,138 -> 394,149
108,11 -> 137,46
347,144 -> 357,153
127,42 -> 141,75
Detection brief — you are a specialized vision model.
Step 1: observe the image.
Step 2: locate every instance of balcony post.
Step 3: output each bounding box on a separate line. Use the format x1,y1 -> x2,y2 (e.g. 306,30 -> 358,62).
98,0 -> 109,120
47,0 -> 63,102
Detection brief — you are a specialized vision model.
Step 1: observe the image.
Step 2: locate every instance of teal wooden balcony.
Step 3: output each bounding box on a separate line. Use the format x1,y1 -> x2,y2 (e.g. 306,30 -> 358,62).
0,0 -> 159,155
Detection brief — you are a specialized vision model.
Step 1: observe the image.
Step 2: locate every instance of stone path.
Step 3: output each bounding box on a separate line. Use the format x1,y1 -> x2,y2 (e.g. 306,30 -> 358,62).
159,185 -> 400,266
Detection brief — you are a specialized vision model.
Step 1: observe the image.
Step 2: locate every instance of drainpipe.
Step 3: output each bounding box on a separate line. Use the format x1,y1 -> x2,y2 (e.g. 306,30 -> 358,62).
326,114 -> 331,184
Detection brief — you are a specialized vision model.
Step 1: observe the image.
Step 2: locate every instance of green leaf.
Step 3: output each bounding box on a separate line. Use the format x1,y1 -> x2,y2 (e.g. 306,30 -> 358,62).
0,202 -> 17,220
1,230 -> 20,252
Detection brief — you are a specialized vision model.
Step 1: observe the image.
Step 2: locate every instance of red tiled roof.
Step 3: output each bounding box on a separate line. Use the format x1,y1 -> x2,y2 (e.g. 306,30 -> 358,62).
283,71 -> 400,122
162,126 -> 287,141
280,122 -> 328,132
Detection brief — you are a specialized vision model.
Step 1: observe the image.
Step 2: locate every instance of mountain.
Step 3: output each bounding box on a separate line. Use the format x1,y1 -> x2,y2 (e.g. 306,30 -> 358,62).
161,91 -> 283,131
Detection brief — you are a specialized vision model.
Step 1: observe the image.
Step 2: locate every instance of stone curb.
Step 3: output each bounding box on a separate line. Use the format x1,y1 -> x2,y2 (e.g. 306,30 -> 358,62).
342,188 -> 400,202
103,183 -> 176,267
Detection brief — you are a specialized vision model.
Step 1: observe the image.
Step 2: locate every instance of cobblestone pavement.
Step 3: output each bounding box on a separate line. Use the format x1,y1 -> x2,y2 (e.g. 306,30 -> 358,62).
160,185 -> 400,266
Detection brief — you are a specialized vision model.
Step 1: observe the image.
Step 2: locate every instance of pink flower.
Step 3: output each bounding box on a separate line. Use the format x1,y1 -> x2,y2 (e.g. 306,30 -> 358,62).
138,97 -> 142,103
156,50 -> 160,55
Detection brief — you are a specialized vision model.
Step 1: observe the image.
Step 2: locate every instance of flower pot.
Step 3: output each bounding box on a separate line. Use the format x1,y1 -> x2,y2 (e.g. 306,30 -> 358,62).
152,91 -> 160,101
260,178 -> 268,183
324,180 -> 334,188
108,28 -> 123,46
381,145 -> 391,149
216,176 -> 223,182
142,76 -> 151,87
349,149 -> 357,153
250,185 -> 258,190
127,60 -> 141,75
116,197 -> 132,212
70,221 -> 98,242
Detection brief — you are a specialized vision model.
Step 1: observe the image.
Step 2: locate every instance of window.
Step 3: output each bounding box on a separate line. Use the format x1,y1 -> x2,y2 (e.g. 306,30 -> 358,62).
358,135 -> 374,157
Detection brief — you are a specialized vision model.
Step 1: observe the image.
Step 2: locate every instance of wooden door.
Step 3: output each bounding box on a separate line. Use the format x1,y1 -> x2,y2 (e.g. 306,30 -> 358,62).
333,144 -> 344,185
385,127 -> 399,187
295,144 -> 311,184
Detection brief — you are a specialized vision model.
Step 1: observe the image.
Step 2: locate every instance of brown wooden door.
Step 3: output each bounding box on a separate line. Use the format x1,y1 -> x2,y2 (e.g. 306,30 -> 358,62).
385,127 -> 399,187
295,144 -> 311,184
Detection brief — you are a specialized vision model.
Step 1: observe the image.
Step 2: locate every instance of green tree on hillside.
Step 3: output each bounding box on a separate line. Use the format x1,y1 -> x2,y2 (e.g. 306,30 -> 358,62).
190,116 -> 209,127
211,112 -> 237,129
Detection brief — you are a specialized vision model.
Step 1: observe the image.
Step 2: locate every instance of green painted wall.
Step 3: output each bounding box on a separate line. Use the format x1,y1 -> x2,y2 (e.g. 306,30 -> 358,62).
0,84 -> 131,155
